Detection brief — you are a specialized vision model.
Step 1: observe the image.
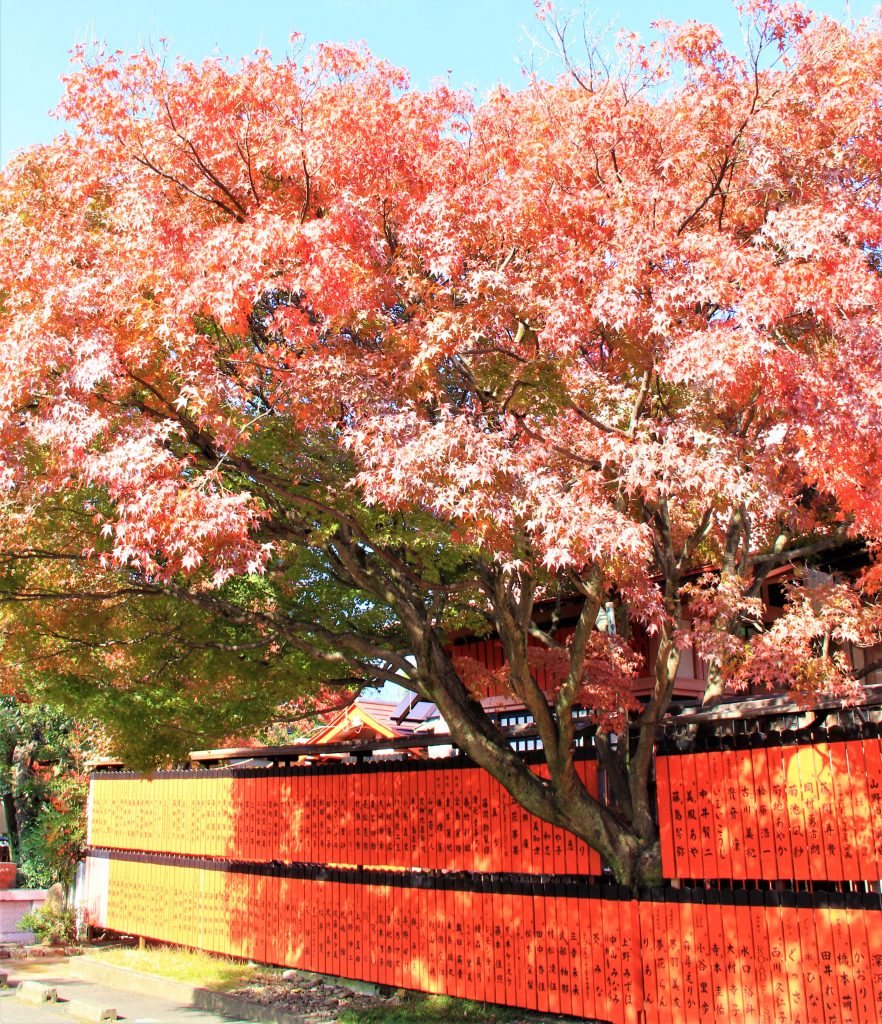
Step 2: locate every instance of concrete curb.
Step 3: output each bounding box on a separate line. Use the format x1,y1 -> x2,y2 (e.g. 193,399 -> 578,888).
68,958 -> 316,1024
64,997 -> 117,1022
13,977 -> 117,1022
14,979 -> 58,1004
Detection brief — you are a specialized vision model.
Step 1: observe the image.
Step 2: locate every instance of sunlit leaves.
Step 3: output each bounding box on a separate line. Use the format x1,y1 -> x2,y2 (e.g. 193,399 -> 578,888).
1,2 -> 881,736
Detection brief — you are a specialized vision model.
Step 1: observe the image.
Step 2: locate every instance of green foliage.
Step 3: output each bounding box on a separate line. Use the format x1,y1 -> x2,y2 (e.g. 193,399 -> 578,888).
0,698 -> 90,887
17,900 -> 77,945
338,995 -> 512,1023
0,413 -> 488,766
16,773 -> 88,889
4,569 -> 356,766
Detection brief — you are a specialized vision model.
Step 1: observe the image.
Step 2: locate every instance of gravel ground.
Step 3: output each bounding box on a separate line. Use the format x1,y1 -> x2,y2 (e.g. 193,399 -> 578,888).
228,969 -> 567,1023
230,970 -> 431,1019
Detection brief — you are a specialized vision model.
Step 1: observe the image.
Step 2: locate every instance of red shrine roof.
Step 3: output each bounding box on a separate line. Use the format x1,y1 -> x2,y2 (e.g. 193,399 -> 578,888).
310,698 -> 431,744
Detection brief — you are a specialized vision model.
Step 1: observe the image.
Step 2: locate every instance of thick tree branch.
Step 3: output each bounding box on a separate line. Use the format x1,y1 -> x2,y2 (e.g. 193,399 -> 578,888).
555,568 -> 603,751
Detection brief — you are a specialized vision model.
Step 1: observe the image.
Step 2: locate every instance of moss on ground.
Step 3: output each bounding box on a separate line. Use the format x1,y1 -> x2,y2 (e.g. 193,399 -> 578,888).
338,993 -> 515,1023
89,944 -> 255,991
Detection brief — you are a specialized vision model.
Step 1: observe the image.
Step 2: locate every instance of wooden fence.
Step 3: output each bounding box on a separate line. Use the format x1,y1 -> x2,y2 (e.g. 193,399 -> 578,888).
656,724 -> 882,882
88,752 -> 602,874
82,715 -> 882,1023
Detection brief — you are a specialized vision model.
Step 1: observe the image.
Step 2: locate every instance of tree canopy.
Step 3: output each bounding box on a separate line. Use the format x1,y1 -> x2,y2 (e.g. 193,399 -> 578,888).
1,1 -> 881,885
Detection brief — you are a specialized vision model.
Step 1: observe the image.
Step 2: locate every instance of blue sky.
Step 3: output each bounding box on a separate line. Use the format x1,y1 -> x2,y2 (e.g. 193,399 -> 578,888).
1,0 -> 876,167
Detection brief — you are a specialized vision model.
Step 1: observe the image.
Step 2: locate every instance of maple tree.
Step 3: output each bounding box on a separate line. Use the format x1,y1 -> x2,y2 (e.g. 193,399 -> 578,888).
2,1 -> 882,886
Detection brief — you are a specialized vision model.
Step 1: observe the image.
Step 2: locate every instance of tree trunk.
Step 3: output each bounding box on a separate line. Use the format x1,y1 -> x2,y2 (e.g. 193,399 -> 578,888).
702,661 -> 726,707
0,742 -> 19,857
1,792 -> 18,858
418,630 -> 664,890
12,741 -> 41,842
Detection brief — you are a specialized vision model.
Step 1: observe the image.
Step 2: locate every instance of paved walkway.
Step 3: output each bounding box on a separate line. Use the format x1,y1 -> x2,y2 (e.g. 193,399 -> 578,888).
0,958 -> 274,1024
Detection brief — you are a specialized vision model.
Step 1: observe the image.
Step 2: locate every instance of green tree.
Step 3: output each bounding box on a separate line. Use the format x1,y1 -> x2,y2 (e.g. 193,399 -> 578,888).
0,699 -> 89,888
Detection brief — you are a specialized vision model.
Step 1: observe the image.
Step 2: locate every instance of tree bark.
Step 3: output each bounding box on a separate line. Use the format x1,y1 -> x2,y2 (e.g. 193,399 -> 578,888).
416,626 -> 663,889
0,743 -> 19,858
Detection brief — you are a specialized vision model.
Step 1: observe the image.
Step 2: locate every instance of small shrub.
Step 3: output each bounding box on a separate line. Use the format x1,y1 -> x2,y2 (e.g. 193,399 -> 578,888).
18,900 -> 77,945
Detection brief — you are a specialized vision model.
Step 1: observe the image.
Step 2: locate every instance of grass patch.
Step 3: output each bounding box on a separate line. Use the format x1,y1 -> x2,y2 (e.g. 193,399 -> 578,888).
338,994 -> 513,1023
88,944 -> 255,991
